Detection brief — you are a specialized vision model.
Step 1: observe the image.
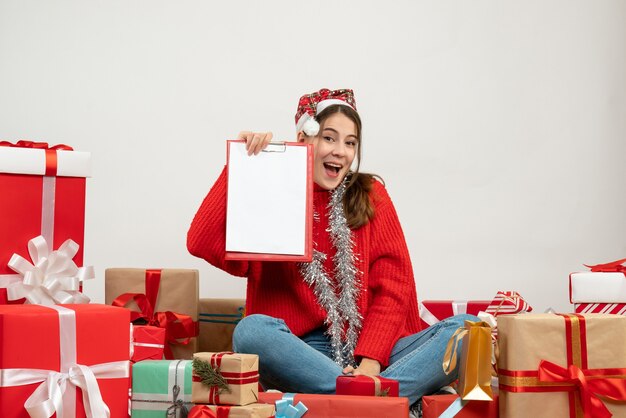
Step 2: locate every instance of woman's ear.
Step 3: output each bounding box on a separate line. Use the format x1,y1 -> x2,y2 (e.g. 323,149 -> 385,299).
297,131 -> 307,143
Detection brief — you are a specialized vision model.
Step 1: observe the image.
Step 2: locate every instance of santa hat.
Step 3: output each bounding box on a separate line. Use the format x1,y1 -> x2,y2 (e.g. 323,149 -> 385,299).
295,88 -> 357,136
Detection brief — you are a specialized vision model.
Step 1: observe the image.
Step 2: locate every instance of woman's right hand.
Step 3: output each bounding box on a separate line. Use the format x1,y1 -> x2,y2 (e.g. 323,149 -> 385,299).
237,131 -> 273,156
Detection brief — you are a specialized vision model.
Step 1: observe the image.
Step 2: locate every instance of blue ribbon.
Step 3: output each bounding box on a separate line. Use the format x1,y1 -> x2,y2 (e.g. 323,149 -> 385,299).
275,393 -> 308,418
438,397 -> 467,418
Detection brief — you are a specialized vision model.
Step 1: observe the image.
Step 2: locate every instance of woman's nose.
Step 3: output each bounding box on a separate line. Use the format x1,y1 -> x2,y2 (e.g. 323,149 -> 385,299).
332,141 -> 346,156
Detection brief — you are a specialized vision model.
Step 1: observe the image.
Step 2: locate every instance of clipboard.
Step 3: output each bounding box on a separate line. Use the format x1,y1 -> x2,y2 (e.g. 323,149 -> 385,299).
224,140 -> 313,261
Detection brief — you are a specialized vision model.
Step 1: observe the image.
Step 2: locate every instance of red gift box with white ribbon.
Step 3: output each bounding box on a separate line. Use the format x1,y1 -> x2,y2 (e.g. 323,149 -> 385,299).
0,141 -> 91,304
0,304 -> 130,418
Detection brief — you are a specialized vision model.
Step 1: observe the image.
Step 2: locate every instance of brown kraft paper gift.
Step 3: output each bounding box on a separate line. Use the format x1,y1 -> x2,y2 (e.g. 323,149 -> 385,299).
192,352 -> 259,406
497,313 -> 626,418
105,268 -> 199,359
199,298 -> 245,352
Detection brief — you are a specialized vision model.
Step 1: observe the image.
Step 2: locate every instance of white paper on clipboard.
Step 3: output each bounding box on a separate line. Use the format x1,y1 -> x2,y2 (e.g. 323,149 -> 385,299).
225,141 -> 312,259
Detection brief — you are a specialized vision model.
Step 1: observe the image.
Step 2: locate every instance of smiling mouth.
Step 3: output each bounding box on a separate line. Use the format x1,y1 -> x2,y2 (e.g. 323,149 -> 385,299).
323,162 -> 343,177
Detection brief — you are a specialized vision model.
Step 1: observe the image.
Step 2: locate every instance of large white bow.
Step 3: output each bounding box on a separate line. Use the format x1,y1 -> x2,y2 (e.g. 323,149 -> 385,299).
5,236 -> 94,304
1,361 -> 129,418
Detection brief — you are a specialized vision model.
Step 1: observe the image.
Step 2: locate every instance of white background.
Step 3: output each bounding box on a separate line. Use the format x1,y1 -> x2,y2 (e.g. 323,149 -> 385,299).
1,1 -> 624,312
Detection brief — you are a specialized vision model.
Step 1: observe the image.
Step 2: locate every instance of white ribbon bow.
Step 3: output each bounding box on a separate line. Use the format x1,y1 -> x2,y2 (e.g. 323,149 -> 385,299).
5,236 -> 94,305
1,361 -> 129,418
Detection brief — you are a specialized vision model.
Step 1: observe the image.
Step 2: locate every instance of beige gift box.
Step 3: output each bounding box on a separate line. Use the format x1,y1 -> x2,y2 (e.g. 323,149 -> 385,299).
497,313 -> 626,418
199,298 -> 245,353
192,352 -> 259,406
189,403 -> 275,418
104,268 -> 199,359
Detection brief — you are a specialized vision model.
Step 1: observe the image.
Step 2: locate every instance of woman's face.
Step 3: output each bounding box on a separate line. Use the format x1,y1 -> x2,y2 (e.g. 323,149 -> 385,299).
305,112 -> 358,190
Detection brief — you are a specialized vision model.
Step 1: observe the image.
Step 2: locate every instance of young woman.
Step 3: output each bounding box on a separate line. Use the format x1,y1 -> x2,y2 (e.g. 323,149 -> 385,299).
187,88 -> 476,404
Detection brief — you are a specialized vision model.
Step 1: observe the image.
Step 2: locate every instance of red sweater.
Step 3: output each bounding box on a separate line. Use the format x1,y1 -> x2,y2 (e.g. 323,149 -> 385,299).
187,167 -> 421,366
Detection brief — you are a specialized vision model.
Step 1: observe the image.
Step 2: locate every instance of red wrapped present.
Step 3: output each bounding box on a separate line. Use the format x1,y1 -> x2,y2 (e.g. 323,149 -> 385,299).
0,140 -> 91,305
419,300 -> 490,329
422,393 -> 498,418
574,302 -> 626,315
131,324 -> 166,362
335,375 -> 399,397
0,304 -> 130,418
569,258 -> 626,303
258,392 -> 409,418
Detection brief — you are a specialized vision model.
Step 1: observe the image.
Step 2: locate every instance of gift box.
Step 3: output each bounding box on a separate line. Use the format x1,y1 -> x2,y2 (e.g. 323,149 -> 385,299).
0,141 -> 91,304
0,304 -> 130,418
258,392 -> 410,418
574,302 -> 626,315
422,393 -> 499,418
569,259 -> 626,303
131,360 -> 193,418
335,375 -> 399,397
192,352 -> 259,406
419,300 -> 490,330
188,403 -> 275,418
105,268 -> 199,359
497,313 -> 626,418
132,325 -> 166,362
199,298 -> 245,352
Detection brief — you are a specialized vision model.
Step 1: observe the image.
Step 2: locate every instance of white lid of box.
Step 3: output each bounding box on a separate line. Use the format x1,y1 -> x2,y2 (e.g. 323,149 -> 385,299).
570,272 -> 626,303
0,147 -> 91,177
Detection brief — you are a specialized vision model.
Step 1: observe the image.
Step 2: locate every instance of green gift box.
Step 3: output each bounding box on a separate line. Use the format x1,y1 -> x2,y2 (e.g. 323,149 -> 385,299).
132,360 -> 194,418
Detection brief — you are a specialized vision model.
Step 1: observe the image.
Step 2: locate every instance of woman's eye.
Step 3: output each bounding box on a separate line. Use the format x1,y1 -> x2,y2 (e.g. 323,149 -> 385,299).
323,136 -> 334,142
346,141 -> 357,147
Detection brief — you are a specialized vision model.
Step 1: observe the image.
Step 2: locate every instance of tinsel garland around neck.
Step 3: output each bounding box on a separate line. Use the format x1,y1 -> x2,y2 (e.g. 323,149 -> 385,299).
299,180 -> 362,367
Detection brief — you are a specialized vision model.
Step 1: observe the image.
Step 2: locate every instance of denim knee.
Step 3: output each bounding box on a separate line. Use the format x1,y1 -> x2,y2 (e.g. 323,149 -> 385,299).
233,314 -> 281,353
445,313 -> 480,329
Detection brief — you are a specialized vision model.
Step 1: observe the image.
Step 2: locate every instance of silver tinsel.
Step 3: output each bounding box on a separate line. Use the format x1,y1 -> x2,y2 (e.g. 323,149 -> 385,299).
300,181 -> 362,367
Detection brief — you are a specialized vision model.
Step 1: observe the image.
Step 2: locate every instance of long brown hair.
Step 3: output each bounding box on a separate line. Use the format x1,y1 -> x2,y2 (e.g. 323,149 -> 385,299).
315,105 -> 381,229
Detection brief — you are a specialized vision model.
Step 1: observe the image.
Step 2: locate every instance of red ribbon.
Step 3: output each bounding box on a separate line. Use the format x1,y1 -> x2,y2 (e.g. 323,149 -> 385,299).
188,405 -> 231,418
1,140 -> 74,177
112,269 -> 197,359
538,360 -> 626,418
584,258 -> 626,276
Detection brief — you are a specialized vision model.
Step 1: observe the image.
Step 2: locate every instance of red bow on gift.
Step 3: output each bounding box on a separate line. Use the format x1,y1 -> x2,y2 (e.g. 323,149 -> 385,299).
538,360 -> 626,418
113,269 -> 197,359
584,258 -> 626,275
0,140 -> 73,151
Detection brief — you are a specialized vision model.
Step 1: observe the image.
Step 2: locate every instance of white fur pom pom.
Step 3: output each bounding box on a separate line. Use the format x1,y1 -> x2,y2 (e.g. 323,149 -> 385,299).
302,118 -> 320,136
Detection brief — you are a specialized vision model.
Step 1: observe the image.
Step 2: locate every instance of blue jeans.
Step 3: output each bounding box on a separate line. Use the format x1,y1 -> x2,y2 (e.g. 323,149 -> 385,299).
232,313 -> 478,404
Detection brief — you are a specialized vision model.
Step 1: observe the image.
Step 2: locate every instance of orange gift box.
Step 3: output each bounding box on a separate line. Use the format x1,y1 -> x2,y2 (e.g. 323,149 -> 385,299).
422,394 -> 498,418
0,304 -> 130,418
258,392 -> 409,418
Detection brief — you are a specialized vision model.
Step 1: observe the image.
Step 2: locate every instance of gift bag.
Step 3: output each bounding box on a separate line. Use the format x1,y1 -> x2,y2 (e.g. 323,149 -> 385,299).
443,320 -> 493,401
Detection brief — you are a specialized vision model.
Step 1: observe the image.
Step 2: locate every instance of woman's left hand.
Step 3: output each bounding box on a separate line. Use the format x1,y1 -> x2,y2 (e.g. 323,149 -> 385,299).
343,358 -> 381,377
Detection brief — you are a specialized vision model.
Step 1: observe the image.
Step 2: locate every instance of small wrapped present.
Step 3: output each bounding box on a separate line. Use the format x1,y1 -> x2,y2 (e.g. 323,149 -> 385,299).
0,304 -> 130,418
418,300 -> 490,330
258,392 -> 410,418
132,324 -> 166,362
574,302 -> 626,315
335,375 -> 399,397
498,313 -> 626,418
422,393 -> 499,418
199,298 -> 246,352
131,360 -> 193,418
105,268 -> 199,359
192,352 -> 259,406
0,140 -> 91,305
569,258 -> 626,303
188,403 -> 275,418
443,320 -> 493,401
484,291 -> 532,315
